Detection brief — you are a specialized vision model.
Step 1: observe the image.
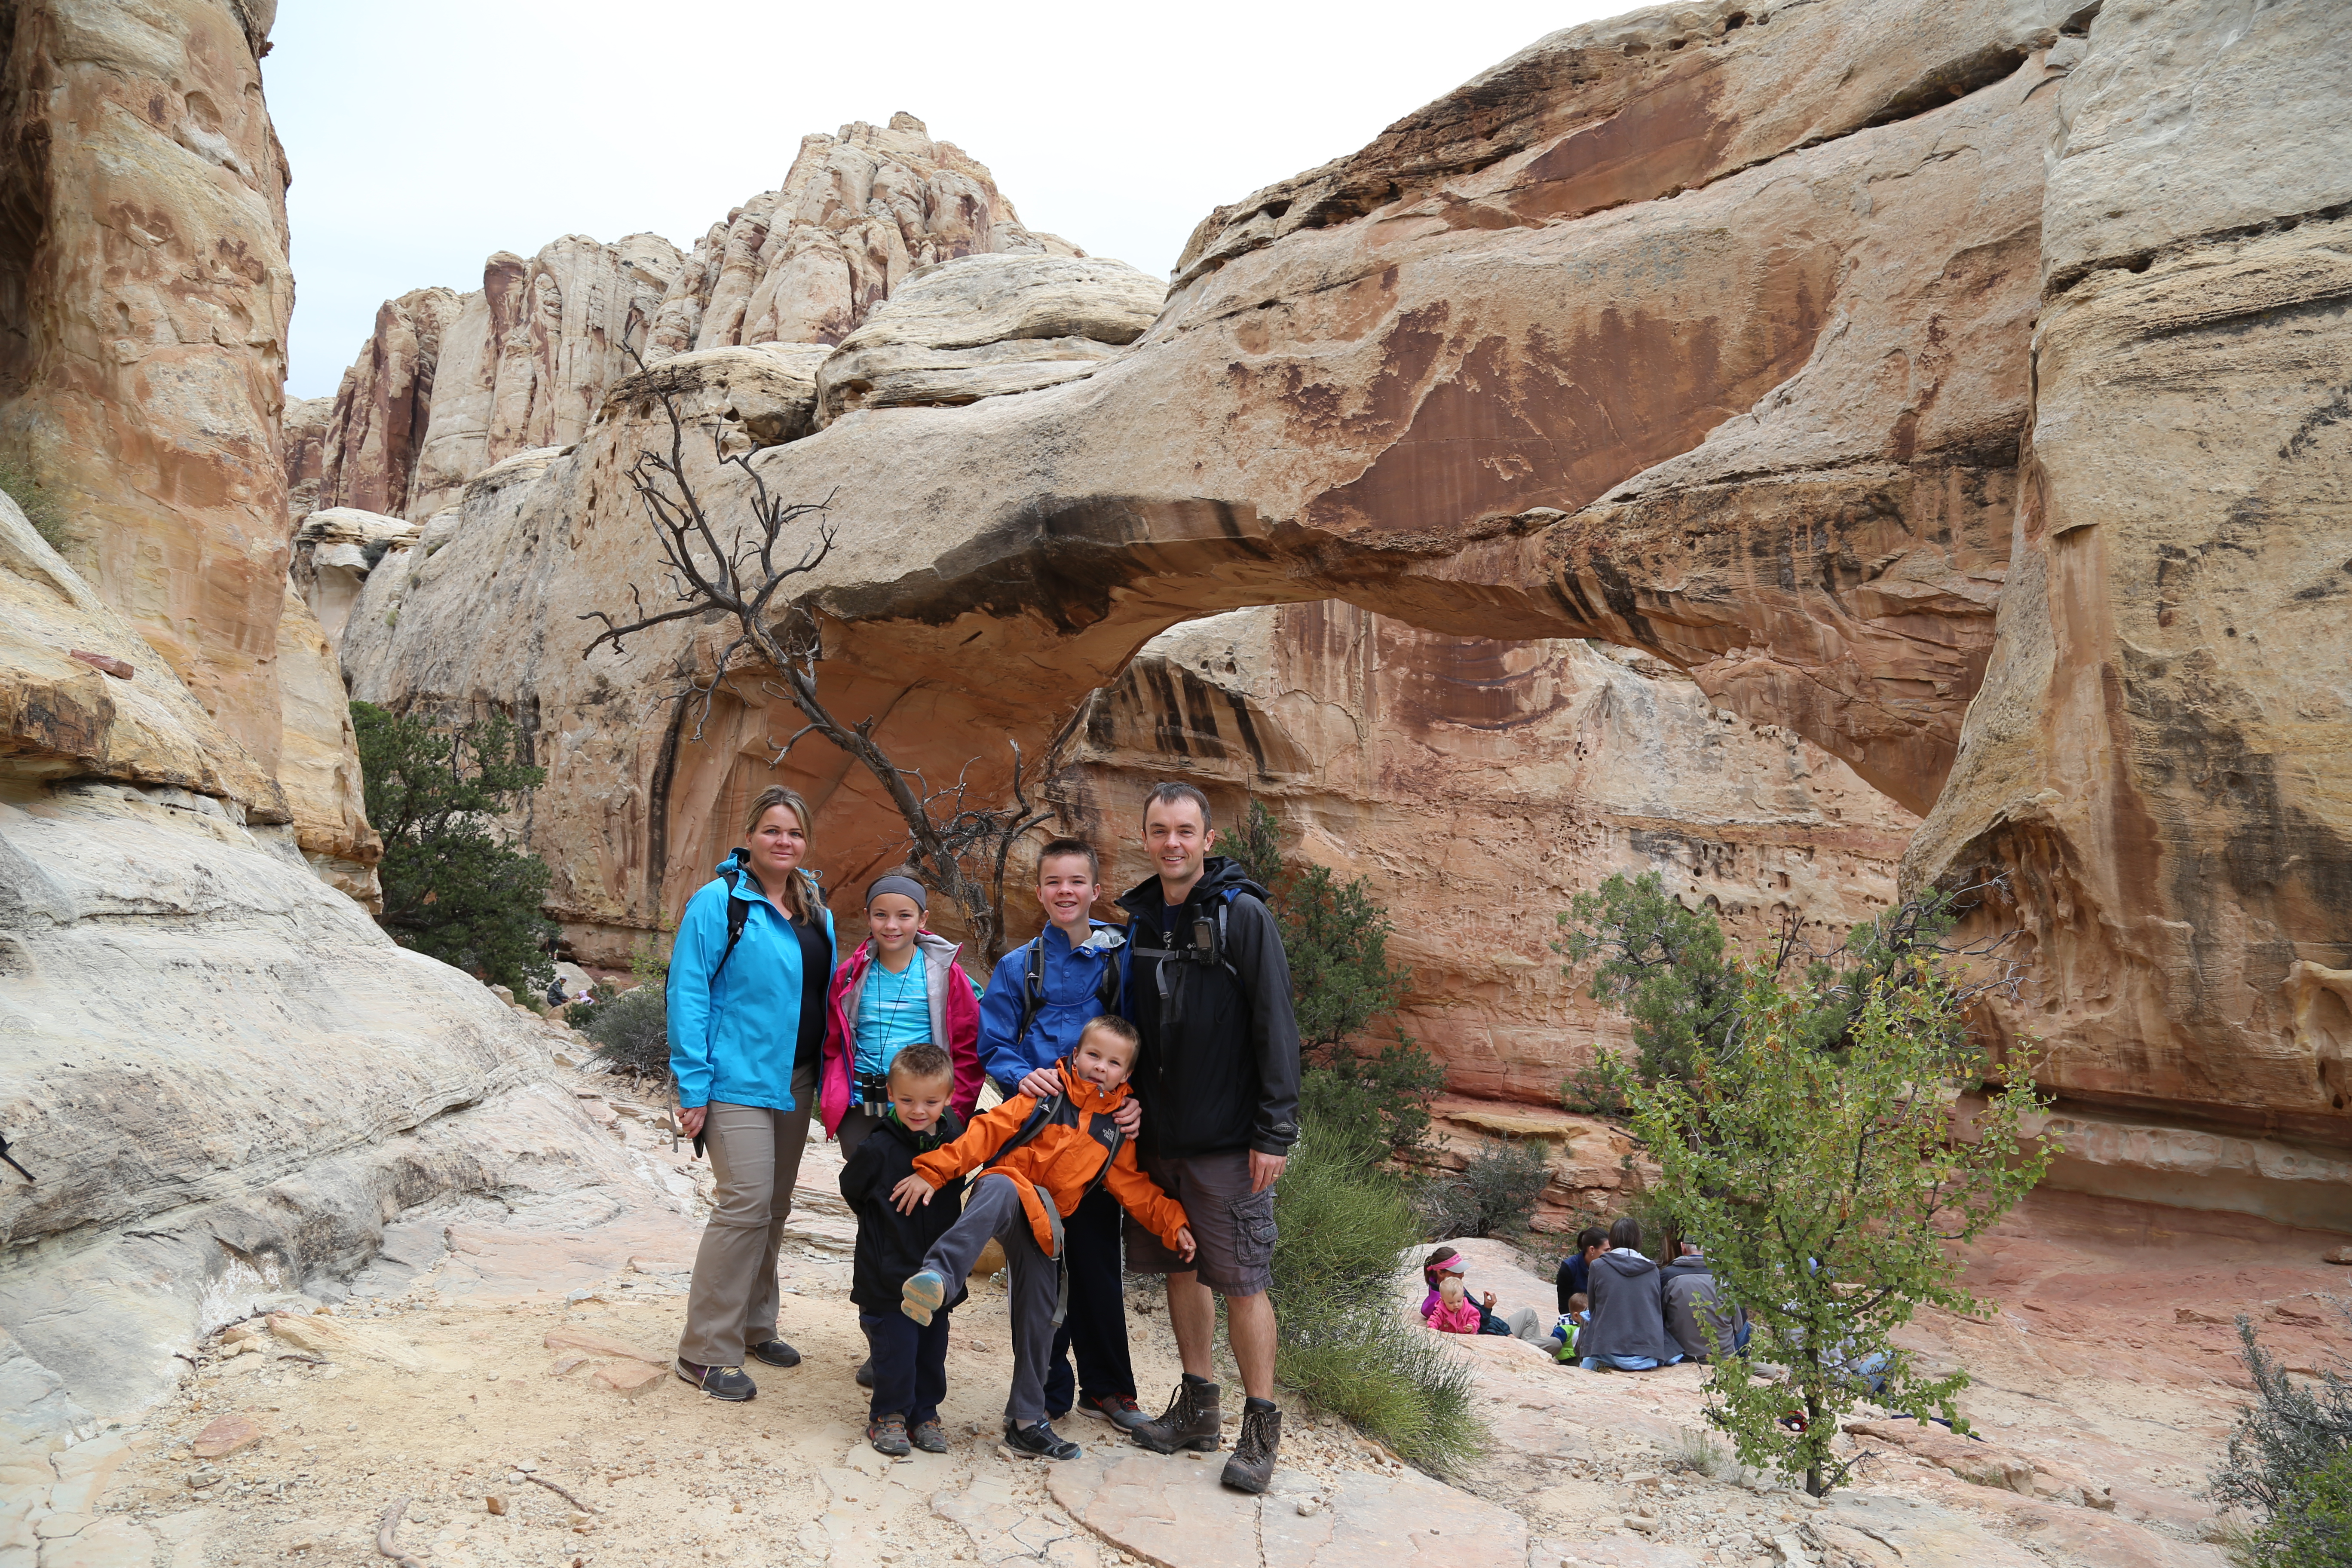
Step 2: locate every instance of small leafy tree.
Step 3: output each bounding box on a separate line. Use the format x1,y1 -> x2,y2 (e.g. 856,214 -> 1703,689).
2212,1304 -> 2352,1566
1557,871 -> 2025,1112
353,701 -> 556,996
1213,799 -> 1433,1158
1616,957 -> 2055,1497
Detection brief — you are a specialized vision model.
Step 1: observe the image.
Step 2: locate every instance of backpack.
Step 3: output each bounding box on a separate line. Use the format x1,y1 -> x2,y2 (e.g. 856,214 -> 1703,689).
1016,931 -> 1121,1048
1126,886 -> 1245,981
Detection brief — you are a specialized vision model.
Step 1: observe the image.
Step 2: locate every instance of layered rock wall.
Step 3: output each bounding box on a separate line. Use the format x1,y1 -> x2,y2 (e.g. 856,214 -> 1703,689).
1906,0 -> 2352,1147
1049,604 -> 1918,1102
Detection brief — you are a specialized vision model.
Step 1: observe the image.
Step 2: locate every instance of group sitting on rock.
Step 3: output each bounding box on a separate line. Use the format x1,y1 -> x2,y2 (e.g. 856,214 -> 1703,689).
663,782 -> 1303,1496
1426,1218 -> 1749,1373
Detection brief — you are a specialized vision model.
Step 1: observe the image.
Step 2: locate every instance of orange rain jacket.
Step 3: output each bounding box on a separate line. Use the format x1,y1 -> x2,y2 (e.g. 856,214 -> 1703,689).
910,1063 -> 1189,1260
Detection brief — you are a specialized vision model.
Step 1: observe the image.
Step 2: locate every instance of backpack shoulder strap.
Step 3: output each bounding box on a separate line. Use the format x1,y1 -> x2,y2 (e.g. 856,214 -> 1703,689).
710,860 -> 753,981
983,1091 -> 1063,1170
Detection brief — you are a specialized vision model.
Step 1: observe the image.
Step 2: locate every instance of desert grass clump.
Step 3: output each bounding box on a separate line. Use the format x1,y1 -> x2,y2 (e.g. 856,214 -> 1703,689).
0,458 -> 70,554
1273,1111 -> 1488,1474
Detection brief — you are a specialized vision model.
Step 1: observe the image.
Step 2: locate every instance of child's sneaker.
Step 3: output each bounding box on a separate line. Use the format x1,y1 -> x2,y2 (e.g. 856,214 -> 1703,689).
867,1414 -> 910,1457
910,1418 -> 949,1454
901,1269 -> 947,1326
1003,1420 -> 1081,1461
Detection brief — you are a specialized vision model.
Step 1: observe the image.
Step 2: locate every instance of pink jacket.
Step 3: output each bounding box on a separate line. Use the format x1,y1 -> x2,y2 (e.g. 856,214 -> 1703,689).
1426,1295 -> 1483,1335
821,931 -> 984,1136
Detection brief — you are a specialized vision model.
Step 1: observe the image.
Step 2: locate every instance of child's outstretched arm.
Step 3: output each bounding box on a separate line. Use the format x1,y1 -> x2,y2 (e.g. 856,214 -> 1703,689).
1099,1141 -> 1194,1257
909,1094 -> 1036,1192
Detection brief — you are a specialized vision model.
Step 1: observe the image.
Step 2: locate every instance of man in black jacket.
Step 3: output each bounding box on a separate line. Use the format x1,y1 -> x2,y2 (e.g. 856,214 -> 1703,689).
1116,782 -> 1301,1495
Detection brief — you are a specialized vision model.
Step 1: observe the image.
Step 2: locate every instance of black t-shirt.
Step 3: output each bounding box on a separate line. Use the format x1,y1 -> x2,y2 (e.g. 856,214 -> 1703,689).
789,913 -> 830,1072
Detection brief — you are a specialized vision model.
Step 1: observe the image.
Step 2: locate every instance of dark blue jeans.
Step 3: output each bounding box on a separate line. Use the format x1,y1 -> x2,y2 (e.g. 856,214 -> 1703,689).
860,1309 -> 950,1425
1045,1185 -> 1136,1415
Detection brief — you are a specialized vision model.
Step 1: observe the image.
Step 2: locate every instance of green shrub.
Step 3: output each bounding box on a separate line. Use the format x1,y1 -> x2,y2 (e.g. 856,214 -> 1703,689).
587,985 -> 670,1085
1273,1110 -> 1487,1474
354,701 -> 555,996
1416,1136 -> 1550,1239
2215,1305 -> 2352,1566
0,457 -> 70,554
1298,1037 -> 1445,1162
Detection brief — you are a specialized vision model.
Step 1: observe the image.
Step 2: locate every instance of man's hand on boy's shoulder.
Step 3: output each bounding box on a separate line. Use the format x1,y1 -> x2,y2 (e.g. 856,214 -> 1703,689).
1018,1065 -> 1143,1135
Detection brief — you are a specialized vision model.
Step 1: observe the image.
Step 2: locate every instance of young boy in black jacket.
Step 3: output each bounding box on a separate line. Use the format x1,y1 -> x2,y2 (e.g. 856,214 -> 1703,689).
839,1042 -> 967,1456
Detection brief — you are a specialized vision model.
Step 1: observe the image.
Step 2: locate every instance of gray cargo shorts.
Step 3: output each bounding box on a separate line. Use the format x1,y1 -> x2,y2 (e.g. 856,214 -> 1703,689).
1123,1147 -> 1276,1297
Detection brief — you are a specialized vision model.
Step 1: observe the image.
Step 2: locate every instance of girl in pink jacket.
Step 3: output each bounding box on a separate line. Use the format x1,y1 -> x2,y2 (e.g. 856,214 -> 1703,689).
820,875 -> 984,1155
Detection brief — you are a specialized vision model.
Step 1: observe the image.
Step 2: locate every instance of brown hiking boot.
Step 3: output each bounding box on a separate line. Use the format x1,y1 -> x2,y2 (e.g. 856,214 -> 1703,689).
1221,1399 -> 1281,1494
1130,1373 -> 1222,1454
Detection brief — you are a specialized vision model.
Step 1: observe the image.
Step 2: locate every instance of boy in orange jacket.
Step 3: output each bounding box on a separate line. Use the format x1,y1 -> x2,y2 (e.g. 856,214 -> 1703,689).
893,1014 -> 1193,1460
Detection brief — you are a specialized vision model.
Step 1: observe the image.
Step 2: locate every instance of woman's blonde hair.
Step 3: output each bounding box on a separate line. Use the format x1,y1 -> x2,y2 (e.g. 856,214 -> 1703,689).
741,784 -> 821,922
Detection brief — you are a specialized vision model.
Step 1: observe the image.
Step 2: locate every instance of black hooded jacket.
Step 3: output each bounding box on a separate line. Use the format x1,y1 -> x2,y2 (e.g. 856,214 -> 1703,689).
1115,856 -> 1302,1159
839,1112 -> 969,1317
1583,1248 -> 1675,1362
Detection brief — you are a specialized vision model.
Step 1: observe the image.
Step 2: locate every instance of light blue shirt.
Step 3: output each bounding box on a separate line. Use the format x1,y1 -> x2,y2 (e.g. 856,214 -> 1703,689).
854,950 -> 932,1077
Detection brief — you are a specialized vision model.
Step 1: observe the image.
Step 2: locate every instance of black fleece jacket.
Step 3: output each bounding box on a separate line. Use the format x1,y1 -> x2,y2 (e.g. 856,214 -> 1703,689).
839,1113 -> 969,1317
1116,857 -> 1302,1159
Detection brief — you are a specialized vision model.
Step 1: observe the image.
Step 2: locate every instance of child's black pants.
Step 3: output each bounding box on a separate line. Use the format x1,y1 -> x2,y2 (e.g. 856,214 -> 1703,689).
859,1308 -> 950,1425
1045,1185 -> 1136,1414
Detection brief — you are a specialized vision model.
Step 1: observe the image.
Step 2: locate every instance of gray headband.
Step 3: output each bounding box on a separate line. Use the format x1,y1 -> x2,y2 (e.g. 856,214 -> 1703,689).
865,874 -> 928,911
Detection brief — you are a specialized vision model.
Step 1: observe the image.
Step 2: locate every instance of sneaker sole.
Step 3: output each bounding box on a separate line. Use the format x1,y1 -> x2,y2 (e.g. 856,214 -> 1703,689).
900,1273 -> 946,1326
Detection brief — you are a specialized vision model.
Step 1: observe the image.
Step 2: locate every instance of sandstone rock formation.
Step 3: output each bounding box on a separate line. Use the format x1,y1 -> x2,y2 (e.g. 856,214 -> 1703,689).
304,113 -> 1087,530
0,493 -> 656,1448
282,393 -> 332,517
0,0 -> 296,782
328,0 -> 2352,1221
1050,604 -> 1917,1102
1903,0 -> 2352,1151
289,506 -> 419,649
814,253 -> 1165,426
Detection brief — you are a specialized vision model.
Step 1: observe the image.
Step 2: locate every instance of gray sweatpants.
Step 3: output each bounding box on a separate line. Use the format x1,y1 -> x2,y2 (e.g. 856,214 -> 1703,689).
920,1173 -> 1060,1427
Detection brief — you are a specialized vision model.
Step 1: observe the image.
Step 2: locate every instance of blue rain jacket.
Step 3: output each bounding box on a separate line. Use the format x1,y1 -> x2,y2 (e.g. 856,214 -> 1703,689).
667,860 -> 836,1111
976,920 -> 1126,1096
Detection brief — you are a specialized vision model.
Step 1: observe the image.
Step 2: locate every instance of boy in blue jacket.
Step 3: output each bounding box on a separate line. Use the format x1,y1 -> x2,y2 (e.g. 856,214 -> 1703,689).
975,837 -> 1147,1432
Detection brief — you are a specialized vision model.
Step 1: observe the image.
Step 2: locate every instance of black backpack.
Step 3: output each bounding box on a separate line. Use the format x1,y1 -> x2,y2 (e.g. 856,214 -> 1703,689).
1015,930 -> 1121,1047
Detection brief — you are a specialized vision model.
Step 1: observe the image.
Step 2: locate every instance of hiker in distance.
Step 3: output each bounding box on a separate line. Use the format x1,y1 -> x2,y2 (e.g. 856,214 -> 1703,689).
668,785 -> 836,1401
1116,781 -> 1302,1494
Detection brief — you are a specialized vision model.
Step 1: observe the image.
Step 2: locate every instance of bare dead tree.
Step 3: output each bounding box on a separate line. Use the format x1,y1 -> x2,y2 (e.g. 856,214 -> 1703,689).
580,387 -> 1054,962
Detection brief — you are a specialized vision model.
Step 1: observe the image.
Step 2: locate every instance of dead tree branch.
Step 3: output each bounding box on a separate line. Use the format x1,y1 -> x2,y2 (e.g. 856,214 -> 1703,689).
581,387 -> 1061,962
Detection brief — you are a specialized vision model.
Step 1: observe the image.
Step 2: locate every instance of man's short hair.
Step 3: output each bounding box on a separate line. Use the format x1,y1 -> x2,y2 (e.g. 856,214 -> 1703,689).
1141,781 -> 1212,829
1078,1014 -> 1140,1057
1035,836 -> 1099,881
1608,1216 -> 1643,1253
888,1041 -> 954,1089
1577,1225 -> 1608,1253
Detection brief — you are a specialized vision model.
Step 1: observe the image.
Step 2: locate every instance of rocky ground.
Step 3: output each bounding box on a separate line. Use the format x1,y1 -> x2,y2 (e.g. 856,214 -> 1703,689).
4,1053 -> 2344,1568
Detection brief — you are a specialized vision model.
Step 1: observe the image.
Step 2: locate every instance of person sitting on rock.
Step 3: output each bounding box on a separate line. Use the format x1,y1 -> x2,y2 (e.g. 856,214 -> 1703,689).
1425,1272 -> 1485,1334
1578,1217 -> 1684,1372
1549,1291 -> 1590,1363
1660,1238 -> 1749,1364
1419,1246 -> 1545,1341
1556,1226 -> 1608,1314
891,1016 -> 1194,1462
837,1043 -> 967,1457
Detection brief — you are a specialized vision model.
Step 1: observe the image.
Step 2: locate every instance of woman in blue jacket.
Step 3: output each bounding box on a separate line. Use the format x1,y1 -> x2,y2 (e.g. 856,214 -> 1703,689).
671,785 -> 836,1402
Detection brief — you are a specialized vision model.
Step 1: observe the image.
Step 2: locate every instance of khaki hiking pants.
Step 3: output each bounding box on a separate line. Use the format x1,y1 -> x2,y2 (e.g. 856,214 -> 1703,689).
677,1060 -> 815,1369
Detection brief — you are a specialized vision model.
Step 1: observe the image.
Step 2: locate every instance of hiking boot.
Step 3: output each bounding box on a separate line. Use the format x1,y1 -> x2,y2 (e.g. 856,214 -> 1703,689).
868,1414 -> 910,1457
749,1338 -> 801,1368
1079,1392 -> 1152,1434
910,1418 -> 949,1454
1221,1399 -> 1282,1494
1130,1373 -> 1222,1454
675,1360 -> 755,1401
854,1356 -> 875,1388
1003,1420 -> 1081,1461
901,1269 -> 947,1326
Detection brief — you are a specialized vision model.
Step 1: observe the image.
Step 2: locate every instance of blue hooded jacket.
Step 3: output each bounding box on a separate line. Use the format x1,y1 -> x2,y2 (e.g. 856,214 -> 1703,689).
668,857 -> 836,1111
976,920 -> 1126,1096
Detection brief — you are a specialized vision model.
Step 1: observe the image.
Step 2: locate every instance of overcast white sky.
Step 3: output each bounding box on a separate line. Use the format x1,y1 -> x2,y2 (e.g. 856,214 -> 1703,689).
267,1 -> 1624,398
